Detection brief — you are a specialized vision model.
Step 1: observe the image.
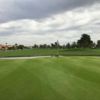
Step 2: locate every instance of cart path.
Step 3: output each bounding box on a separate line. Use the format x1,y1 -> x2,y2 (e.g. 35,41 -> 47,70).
0,56 -> 53,60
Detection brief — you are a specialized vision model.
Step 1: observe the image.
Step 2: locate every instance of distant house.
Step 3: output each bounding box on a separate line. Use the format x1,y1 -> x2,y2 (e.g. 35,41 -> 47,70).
0,44 -> 13,50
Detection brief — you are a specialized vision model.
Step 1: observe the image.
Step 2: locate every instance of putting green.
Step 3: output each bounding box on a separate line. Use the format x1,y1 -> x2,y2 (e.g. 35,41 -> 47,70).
0,57 -> 100,100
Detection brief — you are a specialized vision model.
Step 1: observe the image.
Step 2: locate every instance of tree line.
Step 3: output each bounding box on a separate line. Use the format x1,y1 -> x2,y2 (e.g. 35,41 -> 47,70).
32,34 -> 100,49
4,34 -> 100,50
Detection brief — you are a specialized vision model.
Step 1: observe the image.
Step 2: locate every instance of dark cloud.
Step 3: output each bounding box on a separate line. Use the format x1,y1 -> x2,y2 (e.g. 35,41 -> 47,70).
0,0 -> 100,23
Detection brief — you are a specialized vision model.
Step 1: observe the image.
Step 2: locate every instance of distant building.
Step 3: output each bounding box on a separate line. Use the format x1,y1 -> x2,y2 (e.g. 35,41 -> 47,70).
0,44 -> 13,50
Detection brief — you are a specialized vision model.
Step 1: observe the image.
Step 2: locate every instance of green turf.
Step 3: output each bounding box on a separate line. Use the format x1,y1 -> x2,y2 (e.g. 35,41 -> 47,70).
0,57 -> 100,100
0,48 -> 100,57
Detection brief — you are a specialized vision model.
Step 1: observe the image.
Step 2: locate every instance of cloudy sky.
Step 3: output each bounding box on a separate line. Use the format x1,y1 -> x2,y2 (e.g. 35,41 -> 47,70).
0,0 -> 100,45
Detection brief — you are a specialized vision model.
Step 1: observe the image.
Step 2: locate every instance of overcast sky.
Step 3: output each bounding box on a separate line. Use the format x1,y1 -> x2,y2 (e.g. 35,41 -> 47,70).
0,0 -> 100,45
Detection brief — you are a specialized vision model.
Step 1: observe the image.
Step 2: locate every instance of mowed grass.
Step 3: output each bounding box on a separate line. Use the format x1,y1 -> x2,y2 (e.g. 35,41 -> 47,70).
0,57 -> 100,100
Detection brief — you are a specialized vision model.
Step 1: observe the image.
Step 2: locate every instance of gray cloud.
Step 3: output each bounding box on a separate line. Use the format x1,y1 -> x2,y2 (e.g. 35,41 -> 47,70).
0,0 -> 100,22
0,0 -> 100,45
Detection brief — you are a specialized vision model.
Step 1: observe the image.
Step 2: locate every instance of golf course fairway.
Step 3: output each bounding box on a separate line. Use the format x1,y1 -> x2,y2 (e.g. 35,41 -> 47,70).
0,57 -> 100,100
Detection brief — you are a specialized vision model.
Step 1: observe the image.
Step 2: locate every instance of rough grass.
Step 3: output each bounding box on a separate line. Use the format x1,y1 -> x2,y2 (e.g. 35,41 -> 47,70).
0,48 -> 58,57
0,48 -> 100,57
0,57 -> 100,100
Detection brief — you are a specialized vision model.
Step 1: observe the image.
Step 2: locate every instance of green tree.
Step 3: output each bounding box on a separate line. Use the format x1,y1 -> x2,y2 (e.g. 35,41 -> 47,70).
71,42 -> 77,48
77,34 -> 93,48
96,40 -> 100,48
18,45 -> 25,50
66,43 -> 71,48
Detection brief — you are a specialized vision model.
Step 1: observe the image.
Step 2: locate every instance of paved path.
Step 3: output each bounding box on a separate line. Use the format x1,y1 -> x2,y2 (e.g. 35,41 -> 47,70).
0,56 -> 52,60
